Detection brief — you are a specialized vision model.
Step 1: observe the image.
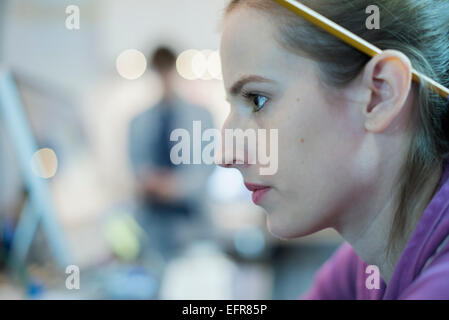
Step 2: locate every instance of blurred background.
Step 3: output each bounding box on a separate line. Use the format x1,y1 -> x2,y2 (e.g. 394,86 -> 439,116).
0,0 -> 342,299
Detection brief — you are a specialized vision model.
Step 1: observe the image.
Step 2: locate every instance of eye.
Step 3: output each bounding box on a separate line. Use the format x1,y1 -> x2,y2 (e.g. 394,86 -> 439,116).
242,91 -> 269,112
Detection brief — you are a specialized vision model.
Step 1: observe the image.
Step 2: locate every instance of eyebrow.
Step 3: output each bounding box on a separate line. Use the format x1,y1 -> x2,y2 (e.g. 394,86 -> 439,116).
228,75 -> 275,96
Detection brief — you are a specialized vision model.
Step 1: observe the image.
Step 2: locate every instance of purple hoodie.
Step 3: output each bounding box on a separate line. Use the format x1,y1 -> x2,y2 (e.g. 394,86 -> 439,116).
303,161 -> 449,300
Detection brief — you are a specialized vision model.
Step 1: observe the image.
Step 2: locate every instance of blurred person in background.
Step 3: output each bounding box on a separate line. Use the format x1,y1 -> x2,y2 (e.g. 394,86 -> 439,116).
129,46 -> 215,261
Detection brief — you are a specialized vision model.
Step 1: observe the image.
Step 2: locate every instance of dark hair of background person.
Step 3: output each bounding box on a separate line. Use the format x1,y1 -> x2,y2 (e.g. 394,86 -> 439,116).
150,46 -> 177,74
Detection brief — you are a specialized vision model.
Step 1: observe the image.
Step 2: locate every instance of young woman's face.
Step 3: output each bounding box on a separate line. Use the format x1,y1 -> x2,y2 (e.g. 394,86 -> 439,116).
220,7 -> 371,239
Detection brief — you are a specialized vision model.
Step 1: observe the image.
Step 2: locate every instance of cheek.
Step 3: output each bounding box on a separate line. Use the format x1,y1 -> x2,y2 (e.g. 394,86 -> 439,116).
275,95 -> 318,154
275,92 -> 345,184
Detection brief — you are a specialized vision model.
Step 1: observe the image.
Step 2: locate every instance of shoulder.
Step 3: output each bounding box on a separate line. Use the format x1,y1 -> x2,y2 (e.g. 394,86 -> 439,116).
400,246 -> 449,299
176,101 -> 214,126
130,104 -> 161,128
182,102 -> 212,118
320,242 -> 361,282
302,242 -> 360,299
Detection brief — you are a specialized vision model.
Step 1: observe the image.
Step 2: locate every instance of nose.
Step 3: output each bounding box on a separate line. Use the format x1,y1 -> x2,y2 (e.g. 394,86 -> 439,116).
216,112 -> 248,169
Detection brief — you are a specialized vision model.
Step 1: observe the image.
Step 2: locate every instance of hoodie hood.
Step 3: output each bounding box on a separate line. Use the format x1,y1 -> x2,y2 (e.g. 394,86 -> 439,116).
383,160 -> 449,299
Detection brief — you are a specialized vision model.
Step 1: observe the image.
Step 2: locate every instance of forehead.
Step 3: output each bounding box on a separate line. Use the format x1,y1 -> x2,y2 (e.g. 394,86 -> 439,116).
221,7 -> 277,58
220,8 -> 279,80
220,7 -> 309,89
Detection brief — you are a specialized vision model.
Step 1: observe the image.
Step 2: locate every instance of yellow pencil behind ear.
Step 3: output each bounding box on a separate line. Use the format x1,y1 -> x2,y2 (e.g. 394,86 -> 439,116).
274,0 -> 449,100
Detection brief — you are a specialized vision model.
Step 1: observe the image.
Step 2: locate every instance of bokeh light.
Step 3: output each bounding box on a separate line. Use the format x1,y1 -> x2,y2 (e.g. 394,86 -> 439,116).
234,226 -> 266,259
195,50 -> 214,80
159,242 -> 236,299
207,50 -> 222,80
30,148 -> 58,179
116,49 -> 147,80
176,49 -> 200,80
177,49 -> 222,80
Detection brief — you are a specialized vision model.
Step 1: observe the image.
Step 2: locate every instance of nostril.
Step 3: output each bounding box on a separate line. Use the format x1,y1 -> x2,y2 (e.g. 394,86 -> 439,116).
218,158 -> 238,168
216,157 -> 233,168
220,160 -> 235,168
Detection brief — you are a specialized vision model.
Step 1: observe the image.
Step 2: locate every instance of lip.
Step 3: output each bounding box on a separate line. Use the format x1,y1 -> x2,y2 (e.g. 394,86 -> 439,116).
244,182 -> 271,205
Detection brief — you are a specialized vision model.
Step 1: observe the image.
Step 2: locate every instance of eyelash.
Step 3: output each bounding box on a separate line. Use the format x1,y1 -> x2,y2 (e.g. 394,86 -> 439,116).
241,90 -> 269,113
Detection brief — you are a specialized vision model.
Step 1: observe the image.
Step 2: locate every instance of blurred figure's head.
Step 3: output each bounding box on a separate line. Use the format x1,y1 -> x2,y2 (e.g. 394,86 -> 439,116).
150,46 -> 177,97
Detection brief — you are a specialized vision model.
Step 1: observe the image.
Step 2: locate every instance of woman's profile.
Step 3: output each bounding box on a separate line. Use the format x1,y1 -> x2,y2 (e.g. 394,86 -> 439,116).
218,0 -> 449,299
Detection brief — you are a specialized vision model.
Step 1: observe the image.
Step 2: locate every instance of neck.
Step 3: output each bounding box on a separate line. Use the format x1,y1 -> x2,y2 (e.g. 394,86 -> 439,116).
162,90 -> 176,101
335,157 -> 443,284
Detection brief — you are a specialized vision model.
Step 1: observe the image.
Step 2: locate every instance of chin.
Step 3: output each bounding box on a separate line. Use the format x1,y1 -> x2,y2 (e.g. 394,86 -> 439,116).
266,217 -> 307,241
266,210 -> 321,241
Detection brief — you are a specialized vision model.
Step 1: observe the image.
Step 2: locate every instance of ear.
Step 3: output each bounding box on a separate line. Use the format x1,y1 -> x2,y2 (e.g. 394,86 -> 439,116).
360,50 -> 412,133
